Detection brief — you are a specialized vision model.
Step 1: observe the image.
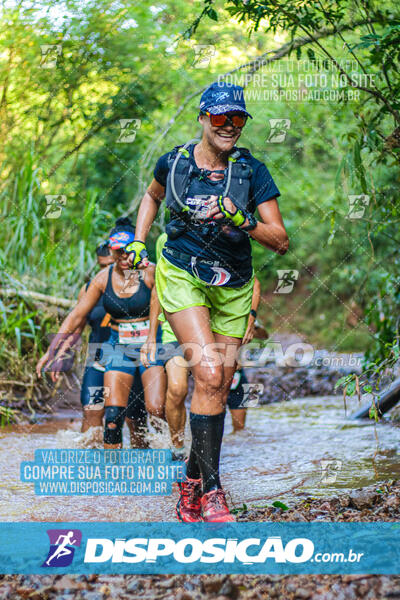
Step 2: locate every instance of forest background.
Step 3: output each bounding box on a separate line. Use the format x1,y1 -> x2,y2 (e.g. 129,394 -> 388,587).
0,0 -> 399,407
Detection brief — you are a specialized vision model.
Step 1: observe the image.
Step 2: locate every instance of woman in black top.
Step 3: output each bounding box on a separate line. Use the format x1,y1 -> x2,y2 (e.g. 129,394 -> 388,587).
39,218 -> 166,449
36,239 -> 149,447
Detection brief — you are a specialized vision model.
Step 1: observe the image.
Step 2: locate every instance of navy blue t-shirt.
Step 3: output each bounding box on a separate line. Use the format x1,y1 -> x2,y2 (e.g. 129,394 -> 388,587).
154,144 -> 280,287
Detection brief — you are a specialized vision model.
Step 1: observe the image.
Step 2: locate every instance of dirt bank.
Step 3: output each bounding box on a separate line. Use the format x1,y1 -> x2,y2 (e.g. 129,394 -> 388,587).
1,481 -> 399,599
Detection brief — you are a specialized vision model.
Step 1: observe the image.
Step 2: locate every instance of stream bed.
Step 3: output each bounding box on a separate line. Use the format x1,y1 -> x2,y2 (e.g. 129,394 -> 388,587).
0,394 -> 398,522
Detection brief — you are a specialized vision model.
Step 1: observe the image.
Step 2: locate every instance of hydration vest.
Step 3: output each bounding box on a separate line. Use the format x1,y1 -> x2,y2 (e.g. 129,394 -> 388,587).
165,143 -> 253,219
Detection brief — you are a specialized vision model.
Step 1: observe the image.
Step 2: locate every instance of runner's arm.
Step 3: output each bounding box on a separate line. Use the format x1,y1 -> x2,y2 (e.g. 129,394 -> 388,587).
36,274 -> 104,379
242,277 -> 261,345
75,283 -> 88,330
141,267 -> 161,367
208,195 -> 288,255
53,279 -> 102,340
248,199 -> 289,254
252,277 -> 261,312
134,179 -> 165,243
46,284 -> 88,371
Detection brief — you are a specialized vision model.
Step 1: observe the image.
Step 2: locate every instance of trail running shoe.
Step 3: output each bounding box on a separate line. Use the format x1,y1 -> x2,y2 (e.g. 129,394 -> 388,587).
176,477 -> 203,522
201,488 -> 235,522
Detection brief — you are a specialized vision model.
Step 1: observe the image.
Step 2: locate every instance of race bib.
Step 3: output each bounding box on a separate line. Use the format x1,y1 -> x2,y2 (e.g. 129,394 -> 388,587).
118,320 -> 150,345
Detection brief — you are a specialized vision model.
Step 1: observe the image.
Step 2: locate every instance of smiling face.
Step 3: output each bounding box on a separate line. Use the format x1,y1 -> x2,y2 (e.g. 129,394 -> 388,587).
199,111 -> 245,154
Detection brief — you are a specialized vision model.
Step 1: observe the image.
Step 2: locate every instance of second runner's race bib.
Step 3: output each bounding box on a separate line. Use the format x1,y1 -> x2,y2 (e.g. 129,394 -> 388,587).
118,320 -> 150,345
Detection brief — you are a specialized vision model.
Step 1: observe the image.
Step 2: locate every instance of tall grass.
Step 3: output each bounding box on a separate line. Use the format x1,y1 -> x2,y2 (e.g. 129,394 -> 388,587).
1,151 -> 114,293
0,151 -> 114,417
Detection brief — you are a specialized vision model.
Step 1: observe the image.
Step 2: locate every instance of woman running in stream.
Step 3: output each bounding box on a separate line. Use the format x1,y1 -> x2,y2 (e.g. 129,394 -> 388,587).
125,82 -> 288,522
37,218 -> 166,449
36,240 -> 148,447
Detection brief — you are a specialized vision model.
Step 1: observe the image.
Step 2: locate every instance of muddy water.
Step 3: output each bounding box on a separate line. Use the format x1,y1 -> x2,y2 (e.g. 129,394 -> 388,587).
0,395 -> 398,522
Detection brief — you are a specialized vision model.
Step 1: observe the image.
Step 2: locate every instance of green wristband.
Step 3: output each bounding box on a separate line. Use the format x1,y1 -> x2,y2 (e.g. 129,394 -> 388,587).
217,196 -> 246,227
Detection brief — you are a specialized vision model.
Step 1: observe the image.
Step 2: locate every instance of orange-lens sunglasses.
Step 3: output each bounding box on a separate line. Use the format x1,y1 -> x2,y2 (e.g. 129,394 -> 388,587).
204,111 -> 247,128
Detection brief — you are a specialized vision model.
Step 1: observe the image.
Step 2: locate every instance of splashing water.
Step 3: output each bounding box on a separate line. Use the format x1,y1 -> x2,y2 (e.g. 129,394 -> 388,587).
0,395 -> 399,522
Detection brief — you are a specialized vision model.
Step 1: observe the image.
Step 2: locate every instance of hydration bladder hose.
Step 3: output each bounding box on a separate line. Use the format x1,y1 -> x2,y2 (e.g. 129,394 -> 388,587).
170,138 -> 239,216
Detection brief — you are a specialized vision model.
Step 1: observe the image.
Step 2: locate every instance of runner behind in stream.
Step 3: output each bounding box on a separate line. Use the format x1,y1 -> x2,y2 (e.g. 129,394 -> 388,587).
38,218 -> 166,448
36,240 -> 149,447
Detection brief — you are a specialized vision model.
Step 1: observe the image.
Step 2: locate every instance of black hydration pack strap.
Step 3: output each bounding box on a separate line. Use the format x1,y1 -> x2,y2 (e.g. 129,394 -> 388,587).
168,139 -> 249,218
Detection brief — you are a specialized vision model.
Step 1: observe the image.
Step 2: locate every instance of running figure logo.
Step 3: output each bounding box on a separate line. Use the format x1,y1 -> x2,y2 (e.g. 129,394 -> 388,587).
320,460 -> 342,484
87,386 -> 109,410
274,269 -> 299,294
42,529 -> 82,567
117,119 -> 141,143
347,194 -> 370,219
192,45 -> 216,68
267,119 -> 291,143
40,44 -> 62,68
239,383 -> 264,408
44,195 -> 67,219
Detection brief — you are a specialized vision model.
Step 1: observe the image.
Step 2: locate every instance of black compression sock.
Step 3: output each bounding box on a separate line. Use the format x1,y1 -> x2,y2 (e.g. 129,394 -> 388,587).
186,446 -> 201,480
188,411 -> 225,494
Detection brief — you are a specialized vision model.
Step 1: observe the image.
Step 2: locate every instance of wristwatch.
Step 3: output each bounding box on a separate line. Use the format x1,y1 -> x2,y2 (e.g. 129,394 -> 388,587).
250,309 -> 257,318
240,212 -> 257,231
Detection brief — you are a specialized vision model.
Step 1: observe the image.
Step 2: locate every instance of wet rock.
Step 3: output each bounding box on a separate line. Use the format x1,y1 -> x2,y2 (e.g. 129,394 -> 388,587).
176,592 -> 194,600
219,578 -> 239,599
339,495 -> 351,508
54,576 -> 86,590
98,585 -> 111,596
340,510 -> 358,518
385,495 -> 400,510
318,502 -> 332,512
16,588 -> 35,598
349,490 -> 379,510
126,579 -> 143,593
80,592 -> 105,600
290,511 -> 308,521
27,591 -> 52,600
184,580 -> 197,591
295,588 -> 312,599
202,575 -> 228,594
342,586 -> 358,600
342,575 -> 374,583
157,576 -> 179,588
0,587 -> 12,600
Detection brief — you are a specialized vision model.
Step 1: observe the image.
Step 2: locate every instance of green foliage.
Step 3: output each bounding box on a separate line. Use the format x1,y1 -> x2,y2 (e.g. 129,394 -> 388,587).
218,0 -> 400,370
272,500 -> 289,511
1,0 -> 400,396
